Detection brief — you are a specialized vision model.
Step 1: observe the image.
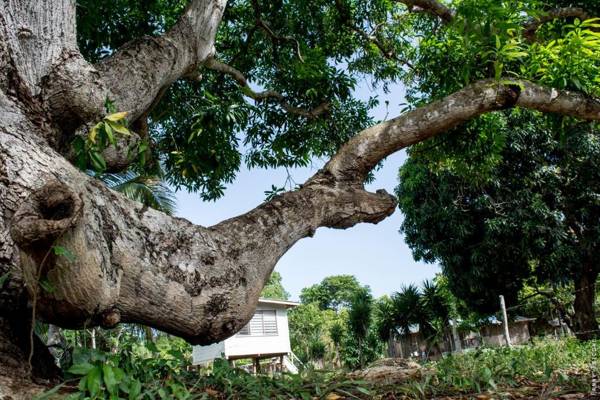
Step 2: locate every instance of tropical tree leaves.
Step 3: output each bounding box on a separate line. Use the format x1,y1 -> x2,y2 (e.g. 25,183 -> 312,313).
100,172 -> 177,215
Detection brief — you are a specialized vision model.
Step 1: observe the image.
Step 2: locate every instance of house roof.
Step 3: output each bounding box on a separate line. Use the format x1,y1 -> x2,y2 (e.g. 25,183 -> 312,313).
257,298 -> 299,308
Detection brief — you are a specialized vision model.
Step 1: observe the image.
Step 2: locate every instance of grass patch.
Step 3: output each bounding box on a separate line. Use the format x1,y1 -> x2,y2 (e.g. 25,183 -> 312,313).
38,338 -> 596,399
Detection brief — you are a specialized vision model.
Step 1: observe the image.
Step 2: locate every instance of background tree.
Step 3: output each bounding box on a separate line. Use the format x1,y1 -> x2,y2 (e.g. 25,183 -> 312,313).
397,112 -> 600,339
329,322 -> 344,367
260,271 -> 290,300
347,287 -> 374,369
2,0 -> 600,388
376,279 -> 456,357
300,275 -> 364,311
393,0 -> 600,340
288,302 -> 343,365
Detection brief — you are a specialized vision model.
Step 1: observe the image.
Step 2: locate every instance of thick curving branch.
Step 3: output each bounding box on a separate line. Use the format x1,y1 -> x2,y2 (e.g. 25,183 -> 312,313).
322,79 -> 600,182
205,57 -> 330,118
523,7 -> 592,42
3,0 -> 227,171
94,0 -> 227,121
33,0 -> 227,137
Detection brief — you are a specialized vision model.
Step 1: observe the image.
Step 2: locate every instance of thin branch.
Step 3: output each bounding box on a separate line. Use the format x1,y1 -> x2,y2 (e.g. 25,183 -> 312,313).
334,0 -> 414,68
523,7 -> 592,42
250,0 -> 304,62
396,0 -> 456,24
204,58 -> 330,118
255,19 -> 305,62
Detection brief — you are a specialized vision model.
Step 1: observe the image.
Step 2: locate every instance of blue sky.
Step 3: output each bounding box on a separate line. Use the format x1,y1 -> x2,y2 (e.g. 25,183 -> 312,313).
175,78 -> 440,300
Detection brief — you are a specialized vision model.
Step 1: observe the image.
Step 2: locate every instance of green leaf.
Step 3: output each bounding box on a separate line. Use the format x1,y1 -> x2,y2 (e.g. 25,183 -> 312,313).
78,375 -> 87,392
129,379 -> 142,400
33,383 -> 66,400
0,272 -> 9,289
104,121 -> 116,146
53,246 -> 76,262
88,123 -> 102,144
356,387 -> 371,395
107,120 -> 131,136
68,362 -> 96,376
158,388 -> 168,399
102,364 -> 119,394
104,111 -> 129,122
86,366 -> 102,396
39,278 -> 56,293
89,150 -> 107,172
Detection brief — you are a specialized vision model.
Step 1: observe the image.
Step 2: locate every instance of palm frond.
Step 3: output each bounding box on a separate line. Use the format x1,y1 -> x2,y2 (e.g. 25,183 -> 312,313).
100,171 -> 177,215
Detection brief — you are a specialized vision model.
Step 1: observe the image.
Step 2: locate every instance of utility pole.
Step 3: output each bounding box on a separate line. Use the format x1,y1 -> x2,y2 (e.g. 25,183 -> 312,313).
499,295 -> 512,347
451,321 -> 462,353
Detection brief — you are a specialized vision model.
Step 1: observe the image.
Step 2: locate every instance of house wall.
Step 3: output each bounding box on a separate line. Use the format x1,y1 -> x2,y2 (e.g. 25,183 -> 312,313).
225,305 -> 291,358
480,322 -> 531,347
192,304 -> 293,365
192,341 -> 225,364
389,321 -> 533,360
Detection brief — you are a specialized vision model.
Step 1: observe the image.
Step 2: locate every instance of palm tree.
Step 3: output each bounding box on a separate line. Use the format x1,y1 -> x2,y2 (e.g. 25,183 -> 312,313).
421,279 -> 453,353
392,284 -> 424,335
379,281 -> 456,359
100,171 -> 176,215
374,297 -> 397,357
348,288 -> 373,368
329,322 -> 344,367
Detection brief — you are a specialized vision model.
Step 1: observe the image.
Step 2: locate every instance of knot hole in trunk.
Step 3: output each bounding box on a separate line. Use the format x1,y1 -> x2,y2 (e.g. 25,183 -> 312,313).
10,180 -> 83,248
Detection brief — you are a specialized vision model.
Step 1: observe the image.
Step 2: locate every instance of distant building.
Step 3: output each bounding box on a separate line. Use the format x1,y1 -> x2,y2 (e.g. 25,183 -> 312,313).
192,298 -> 299,373
389,316 -> 536,360
478,316 -> 535,347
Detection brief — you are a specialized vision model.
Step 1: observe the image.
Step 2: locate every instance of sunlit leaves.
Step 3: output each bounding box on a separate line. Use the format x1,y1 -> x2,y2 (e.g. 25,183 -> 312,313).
73,110 -> 135,173
100,171 -> 177,214
525,18 -> 600,95
76,0 -> 600,199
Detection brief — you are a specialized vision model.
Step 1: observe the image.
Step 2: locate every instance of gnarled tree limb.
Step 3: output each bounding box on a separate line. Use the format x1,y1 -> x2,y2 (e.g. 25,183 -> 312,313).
5,0 -> 227,171
32,0 -> 227,137
323,80 -> 600,182
95,0 -> 227,121
5,78 -> 600,346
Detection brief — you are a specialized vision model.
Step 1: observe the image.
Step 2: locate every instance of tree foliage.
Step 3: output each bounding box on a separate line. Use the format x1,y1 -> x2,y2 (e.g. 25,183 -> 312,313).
346,287 -> 375,368
260,271 -> 290,300
75,0 -> 384,199
300,275 -> 364,311
392,0 -> 600,329
73,0 -> 600,200
375,278 -> 456,352
397,110 -> 600,319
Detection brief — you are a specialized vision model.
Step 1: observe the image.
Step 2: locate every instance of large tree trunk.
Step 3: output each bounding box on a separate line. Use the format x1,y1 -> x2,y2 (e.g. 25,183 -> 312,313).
572,267 -> 599,340
2,0 -> 600,394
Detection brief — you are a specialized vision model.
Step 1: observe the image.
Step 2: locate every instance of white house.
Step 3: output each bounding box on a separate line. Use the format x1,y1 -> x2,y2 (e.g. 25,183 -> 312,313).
192,298 -> 299,373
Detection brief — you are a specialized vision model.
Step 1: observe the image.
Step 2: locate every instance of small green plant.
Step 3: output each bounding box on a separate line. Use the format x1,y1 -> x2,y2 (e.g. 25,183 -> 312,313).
0,272 -> 9,289
72,110 -> 132,173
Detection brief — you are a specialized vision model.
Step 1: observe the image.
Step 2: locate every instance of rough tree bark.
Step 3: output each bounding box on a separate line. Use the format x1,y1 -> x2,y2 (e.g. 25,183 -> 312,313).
2,0 -> 600,395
